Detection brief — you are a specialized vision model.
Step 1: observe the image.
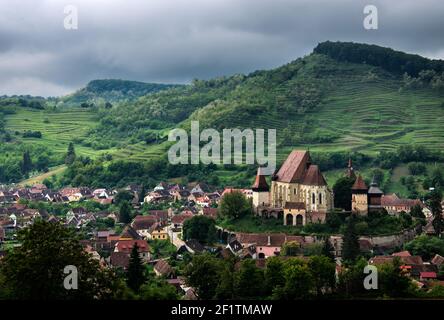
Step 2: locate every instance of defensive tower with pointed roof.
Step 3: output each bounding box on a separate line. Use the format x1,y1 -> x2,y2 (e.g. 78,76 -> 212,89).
252,167 -> 270,213
351,175 -> 369,215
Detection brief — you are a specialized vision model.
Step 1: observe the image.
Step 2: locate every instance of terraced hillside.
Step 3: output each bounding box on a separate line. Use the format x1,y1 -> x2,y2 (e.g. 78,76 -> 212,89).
1,41 -> 444,186
4,108 -> 102,157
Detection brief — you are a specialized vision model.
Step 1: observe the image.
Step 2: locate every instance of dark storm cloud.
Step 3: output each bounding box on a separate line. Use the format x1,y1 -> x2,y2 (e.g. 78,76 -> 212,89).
0,0 -> 443,96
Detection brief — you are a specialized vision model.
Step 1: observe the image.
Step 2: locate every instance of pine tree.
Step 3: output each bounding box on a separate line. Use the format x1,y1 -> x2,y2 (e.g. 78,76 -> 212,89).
430,190 -> 444,237
342,215 -> 360,263
138,184 -> 147,204
126,243 -> 145,293
21,151 -> 33,174
65,142 -> 76,165
322,237 -> 336,261
119,201 -> 131,224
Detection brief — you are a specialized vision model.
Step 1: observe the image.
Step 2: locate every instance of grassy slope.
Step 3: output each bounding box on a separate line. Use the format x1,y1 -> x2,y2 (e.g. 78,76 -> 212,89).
4,52 -> 444,187
5,108 -> 102,157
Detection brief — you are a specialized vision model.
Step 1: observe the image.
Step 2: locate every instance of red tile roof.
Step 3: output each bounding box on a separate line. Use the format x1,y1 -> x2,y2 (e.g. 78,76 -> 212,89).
274,150 -> 310,183
115,240 -> 150,253
352,175 -> 368,191
392,251 -> 411,257
154,259 -> 174,276
132,215 -> 158,230
252,167 -> 270,191
171,213 -> 194,225
432,254 -> 444,266
302,165 -> 327,186
381,194 -> 422,208
420,272 -> 437,279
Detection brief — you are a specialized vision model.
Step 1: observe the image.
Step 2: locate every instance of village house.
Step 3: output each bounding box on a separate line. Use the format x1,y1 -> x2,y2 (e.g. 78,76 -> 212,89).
119,225 -> 142,240
154,259 -> 175,278
144,189 -> 172,203
131,215 -> 158,239
114,239 -> 151,262
148,223 -> 169,240
369,250 -> 441,284
235,233 -> 306,259
44,191 -> 69,203
381,194 -> 424,215
202,207 -> 218,220
222,187 -> 253,200
60,187 -> 93,202
171,213 -> 194,228
147,210 -> 170,225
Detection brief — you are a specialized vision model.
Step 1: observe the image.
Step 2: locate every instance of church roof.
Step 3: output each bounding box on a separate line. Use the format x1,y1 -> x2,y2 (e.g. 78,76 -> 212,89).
274,150 -> 310,183
252,167 -> 269,191
303,165 -> 328,186
352,175 -> 368,191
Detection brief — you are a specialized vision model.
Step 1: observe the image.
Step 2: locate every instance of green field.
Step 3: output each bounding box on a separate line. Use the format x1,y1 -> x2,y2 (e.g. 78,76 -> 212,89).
4,107 -> 169,163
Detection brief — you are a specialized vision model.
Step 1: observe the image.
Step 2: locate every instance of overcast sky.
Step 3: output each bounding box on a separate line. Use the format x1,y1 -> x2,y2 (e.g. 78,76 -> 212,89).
1,0 -> 443,97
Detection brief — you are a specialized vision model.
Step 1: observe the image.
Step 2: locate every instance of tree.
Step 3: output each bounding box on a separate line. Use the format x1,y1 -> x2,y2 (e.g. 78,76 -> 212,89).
65,142 -> 76,165
337,257 -> 369,297
322,237 -> 336,261
404,235 -> 444,260
20,150 -> 33,174
264,257 -> 285,295
410,204 -> 425,220
308,255 -> 336,296
138,184 -> 147,204
0,220 -> 118,299
139,279 -> 179,300
183,215 -> 216,244
115,190 -> 134,206
274,258 -> 314,299
184,253 -> 223,299
431,167 -> 444,189
126,243 -> 145,293
430,190 -> 444,236
234,259 -> 266,299
218,191 -> 252,220
215,263 -> 236,300
281,241 -> 302,256
42,178 -> 54,189
342,215 -> 361,263
333,176 -> 355,210
119,201 -> 132,224
378,258 -> 413,298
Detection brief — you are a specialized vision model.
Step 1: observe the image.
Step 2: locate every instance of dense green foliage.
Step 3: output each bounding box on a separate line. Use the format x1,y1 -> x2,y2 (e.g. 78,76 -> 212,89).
218,210 -> 416,236
60,79 -> 181,107
314,41 -> 444,77
127,244 -> 145,292
404,235 -> 444,260
333,176 -> 355,210
183,215 -> 217,244
341,215 -> 360,263
0,220 -> 119,299
184,252 -> 421,300
218,191 -> 252,220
